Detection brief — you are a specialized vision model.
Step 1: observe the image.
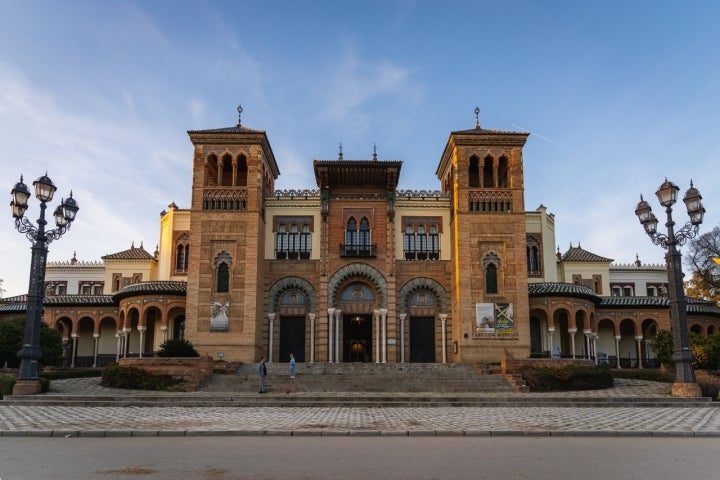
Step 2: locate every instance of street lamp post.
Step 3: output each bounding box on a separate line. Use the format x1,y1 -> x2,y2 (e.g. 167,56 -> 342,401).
634,179 -> 704,397
10,174 -> 78,395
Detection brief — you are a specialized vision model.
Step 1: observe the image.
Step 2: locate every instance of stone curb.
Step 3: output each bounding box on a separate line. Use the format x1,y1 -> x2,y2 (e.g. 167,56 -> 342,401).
2,429 -> 719,438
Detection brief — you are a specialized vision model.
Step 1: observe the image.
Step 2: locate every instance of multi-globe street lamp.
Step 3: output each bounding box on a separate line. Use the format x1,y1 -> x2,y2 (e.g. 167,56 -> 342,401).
10,173 -> 78,395
635,179 -> 704,397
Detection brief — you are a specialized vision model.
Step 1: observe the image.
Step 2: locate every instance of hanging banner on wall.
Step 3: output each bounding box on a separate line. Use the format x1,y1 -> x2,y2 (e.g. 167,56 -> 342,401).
475,303 -> 496,334
210,301 -> 230,332
475,302 -> 514,335
495,303 -> 514,335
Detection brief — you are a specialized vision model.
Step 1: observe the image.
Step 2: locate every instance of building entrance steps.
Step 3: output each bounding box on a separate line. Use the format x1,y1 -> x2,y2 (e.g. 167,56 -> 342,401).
210,362 -> 514,394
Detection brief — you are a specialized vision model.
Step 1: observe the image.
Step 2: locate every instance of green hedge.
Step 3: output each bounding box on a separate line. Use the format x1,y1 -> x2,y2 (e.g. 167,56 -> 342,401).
101,363 -> 185,391
0,373 -> 15,397
40,368 -> 103,380
518,365 -> 614,392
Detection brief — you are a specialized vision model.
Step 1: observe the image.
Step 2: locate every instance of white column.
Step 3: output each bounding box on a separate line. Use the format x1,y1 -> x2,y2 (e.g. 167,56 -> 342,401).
374,310 -> 380,363
380,308 -> 388,363
70,333 -> 79,368
635,335 -> 644,369
123,327 -> 131,357
334,309 -> 341,363
547,327 -> 555,358
327,308 -> 335,363
92,333 -> 99,368
583,329 -> 592,359
615,335 -> 622,369
309,313 -> 316,363
160,325 -> 168,342
138,325 -> 146,358
267,313 -> 276,363
592,333 -> 599,366
399,313 -> 407,363
115,331 -> 121,362
568,327 -> 577,359
440,313 -> 448,364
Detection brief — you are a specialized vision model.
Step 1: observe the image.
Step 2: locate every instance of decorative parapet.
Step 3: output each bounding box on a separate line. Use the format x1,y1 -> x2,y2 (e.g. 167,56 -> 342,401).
202,188 -> 248,210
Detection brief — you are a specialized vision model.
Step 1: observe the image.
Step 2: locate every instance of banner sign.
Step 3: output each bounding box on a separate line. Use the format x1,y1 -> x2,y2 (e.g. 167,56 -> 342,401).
475,302 -> 514,335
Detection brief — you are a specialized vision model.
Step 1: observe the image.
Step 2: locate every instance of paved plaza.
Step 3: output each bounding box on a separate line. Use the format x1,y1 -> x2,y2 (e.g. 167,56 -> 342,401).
1,377 -> 719,437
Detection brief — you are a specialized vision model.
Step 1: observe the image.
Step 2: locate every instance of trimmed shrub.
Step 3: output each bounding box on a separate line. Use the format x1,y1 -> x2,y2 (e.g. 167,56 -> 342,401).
611,369 -> 673,383
696,371 -> 720,400
0,318 -> 64,368
157,339 -> 199,358
40,368 -> 103,380
518,365 -> 614,392
101,363 -> 185,391
0,373 -> 15,397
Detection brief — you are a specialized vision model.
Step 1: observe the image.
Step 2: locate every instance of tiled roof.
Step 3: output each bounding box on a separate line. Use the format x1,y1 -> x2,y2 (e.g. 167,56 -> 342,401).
0,294 -> 115,313
561,245 -> 613,263
451,126 -> 529,137
102,243 -> 155,260
599,296 -> 720,315
113,281 -> 187,302
187,125 -> 265,135
529,282 -> 599,301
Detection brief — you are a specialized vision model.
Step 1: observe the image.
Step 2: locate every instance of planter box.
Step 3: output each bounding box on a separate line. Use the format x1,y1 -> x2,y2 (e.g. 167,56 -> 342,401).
118,356 -> 214,391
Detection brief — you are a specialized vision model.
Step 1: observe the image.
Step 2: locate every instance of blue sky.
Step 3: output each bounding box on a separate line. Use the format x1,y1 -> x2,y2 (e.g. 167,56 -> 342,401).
1,0 -> 719,297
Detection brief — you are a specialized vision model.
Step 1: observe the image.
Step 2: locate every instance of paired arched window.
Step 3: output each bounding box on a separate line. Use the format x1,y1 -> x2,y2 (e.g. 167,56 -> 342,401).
404,223 -> 440,260
175,243 -> 189,274
344,217 -> 373,256
275,220 -> 312,260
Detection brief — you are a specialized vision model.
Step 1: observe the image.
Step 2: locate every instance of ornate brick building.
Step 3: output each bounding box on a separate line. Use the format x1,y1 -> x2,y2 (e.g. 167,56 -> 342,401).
2,109 -> 719,369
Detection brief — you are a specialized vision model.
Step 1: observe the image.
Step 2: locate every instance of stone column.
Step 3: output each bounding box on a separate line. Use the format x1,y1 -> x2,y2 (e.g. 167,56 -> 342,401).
123,327 -> 131,357
70,333 -> 78,368
440,313 -> 448,364
327,308 -> 335,363
380,308 -> 388,363
160,325 -> 168,342
583,329 -> 592,359
547,327 -> 555,358
267,313 -> 276,363
92,333 -> 99,368
309,313 -> 316,363
592,333 -> 599,366
568,327 -> 577,359
138,325 -> 146,358
635,335 -> 644,369
615,335 -> 622,369
373,310 -> 382,363
399,313 -> 407,363
334,309 -> 341,363
115,331 -> 121,363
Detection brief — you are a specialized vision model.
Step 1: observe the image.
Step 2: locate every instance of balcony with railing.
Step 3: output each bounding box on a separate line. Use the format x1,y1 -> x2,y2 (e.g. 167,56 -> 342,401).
404,251 -> 440,260
340,244 -> 377,258
203,188 -> 248,211
468,190 -> 513,213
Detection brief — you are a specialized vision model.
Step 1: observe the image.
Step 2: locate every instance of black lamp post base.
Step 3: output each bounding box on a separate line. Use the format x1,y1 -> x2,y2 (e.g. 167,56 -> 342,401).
12,379 -> 42,396
671,382 -> 702,398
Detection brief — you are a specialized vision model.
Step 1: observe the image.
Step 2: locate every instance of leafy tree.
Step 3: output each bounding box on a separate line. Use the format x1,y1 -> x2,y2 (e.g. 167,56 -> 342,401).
652,329 -> 720,371
685,226 -> 720,302
0,317 -> 64,368
652,329 -> 674,367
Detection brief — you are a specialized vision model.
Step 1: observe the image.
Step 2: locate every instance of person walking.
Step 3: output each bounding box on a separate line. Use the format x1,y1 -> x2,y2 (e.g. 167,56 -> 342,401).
289,353 -> 296,379
257,356 -> 267,393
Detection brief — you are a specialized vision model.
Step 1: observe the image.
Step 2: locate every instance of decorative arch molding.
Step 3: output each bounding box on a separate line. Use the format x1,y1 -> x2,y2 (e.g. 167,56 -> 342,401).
398,277 -> 447,314
267,276 -> 316,313
328,263 -> 387,308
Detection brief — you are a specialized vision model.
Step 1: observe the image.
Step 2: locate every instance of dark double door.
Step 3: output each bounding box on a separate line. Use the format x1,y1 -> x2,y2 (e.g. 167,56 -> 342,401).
410,316 -> 435,363
343,314 -> 372,362
279,316 -> 305,362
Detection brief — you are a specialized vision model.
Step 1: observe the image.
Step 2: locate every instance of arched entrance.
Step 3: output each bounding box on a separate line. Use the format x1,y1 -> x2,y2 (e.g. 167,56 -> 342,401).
279,315 -> 306,363
344,313 -> 372,362
409,316 -> 435,362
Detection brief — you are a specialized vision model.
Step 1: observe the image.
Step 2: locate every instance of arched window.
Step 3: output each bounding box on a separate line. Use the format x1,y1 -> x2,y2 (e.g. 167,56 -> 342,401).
276,224 -> 287,259
300,224 -> 311,259
404,225 -> 415,259
359,218 -> 371,254
469,155 -> 480,188
483,156 -> 494,188
345,218 -> 357,255
429,225 -> 439,260
288,224 -> 299,259
214,252 -> 232,293
485,264 -> 498,294
417,225 -> 427,259
236,154 -> 248,187
498,156 -> 509,188
175,244 -> 189,273
221,153 -> 233,186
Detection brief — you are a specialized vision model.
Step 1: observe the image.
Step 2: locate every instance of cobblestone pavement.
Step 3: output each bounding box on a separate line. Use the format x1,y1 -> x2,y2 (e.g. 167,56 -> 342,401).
1,378 -> 719,437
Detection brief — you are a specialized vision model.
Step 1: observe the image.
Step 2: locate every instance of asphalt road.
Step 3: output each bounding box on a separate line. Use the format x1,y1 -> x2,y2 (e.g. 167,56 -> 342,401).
1,436 -> 719,480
